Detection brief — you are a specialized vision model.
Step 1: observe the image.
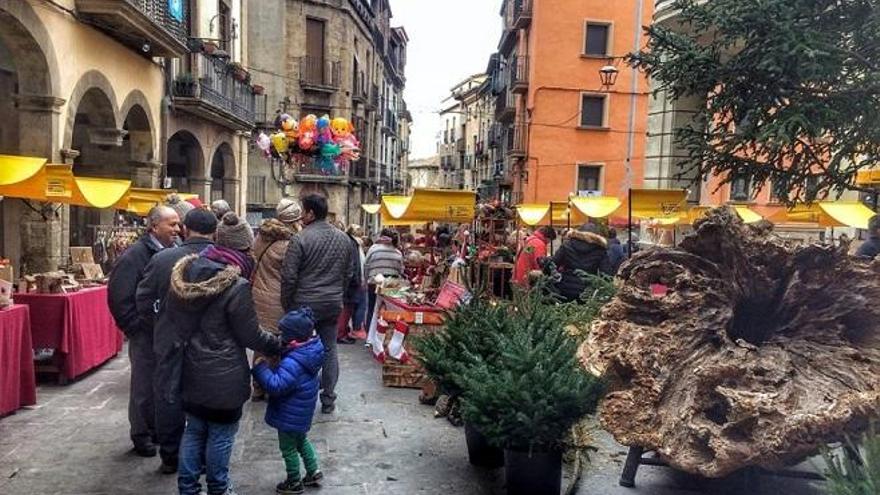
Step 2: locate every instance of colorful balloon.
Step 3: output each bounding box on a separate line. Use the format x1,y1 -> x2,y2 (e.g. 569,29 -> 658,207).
271,132 -> 289,154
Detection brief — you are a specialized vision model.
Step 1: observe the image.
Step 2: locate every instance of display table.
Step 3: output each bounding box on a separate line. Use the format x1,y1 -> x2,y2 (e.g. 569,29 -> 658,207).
0,304 -> 36,416
16,286 -> 123,382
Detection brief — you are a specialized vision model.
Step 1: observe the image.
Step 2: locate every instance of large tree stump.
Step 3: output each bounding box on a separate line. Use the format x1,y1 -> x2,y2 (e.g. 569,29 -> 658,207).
581,207 -> 880,478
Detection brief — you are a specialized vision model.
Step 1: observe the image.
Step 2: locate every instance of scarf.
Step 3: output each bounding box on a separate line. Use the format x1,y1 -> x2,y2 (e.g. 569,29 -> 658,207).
201,245 -> 256,280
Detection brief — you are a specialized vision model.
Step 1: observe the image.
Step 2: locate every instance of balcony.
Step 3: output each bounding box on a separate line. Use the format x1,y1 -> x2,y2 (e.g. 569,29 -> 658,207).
455,138 -> 466,154
352,71 -> 368,105
513,0 -> 533,29
172,53 -> 256,131
368,85 -> 380,110
507,122 -> 527,158
383,110 -> 399,134
289,162 -> 347,183
510,55 -> 529,94
75,0 -> 188,57
498,28 -> 517,55
495,91 -> 516,122
299,56 -> 341,93
475,141 -> 485,157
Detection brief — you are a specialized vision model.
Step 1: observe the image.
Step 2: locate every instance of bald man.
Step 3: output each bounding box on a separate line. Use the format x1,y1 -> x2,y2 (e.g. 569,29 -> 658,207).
108,205 -> 180,458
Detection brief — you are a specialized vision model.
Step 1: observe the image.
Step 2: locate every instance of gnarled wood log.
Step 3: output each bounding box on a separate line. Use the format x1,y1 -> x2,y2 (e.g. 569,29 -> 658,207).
581,208 -> 880,478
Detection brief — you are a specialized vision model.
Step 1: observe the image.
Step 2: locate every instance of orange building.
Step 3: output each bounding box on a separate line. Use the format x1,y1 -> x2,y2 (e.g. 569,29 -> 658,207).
489,0 -> 653,206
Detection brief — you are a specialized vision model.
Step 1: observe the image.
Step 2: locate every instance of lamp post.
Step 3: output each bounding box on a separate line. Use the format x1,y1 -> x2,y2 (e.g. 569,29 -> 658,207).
599,64 -> 620,88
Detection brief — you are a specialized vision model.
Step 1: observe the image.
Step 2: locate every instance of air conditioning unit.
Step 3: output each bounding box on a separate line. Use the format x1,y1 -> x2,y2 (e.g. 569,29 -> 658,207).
578,190 -> 602,197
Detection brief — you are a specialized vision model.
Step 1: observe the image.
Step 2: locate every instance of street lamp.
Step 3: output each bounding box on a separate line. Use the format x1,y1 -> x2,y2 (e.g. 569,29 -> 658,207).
599,64 -> 620,87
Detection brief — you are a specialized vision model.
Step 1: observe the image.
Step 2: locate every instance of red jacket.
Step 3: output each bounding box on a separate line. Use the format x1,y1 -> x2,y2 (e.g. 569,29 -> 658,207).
512,231 -> 549,286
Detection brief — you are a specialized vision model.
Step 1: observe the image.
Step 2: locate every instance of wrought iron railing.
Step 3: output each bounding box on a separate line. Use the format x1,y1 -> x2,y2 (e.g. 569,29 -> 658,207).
190,53 -> 256,124
299,56 -> 341,88
511,55 -> 529,88
128,0 -> 188,41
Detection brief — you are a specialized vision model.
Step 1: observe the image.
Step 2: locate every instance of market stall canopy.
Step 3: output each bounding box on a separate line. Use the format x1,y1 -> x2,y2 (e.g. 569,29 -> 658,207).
680,205 -> 763,225
570,196 -> 622,219
116,188 -> 174,216
0,163 -> 74,202
381,189 -> 476,225
629,189 -> 689,225
361,203 -> 381,215
770,202 -> 876,229
71,177 -> 132,208
0,154 -> 47,186
516,204 -> 550,226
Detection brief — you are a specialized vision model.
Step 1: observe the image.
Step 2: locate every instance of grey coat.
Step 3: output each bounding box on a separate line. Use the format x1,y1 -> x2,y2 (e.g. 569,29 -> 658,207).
281,220 -> 353,316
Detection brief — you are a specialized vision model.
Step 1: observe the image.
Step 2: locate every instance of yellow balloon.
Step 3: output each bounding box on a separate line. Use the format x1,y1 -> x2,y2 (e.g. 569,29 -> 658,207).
271,132 -> 289,154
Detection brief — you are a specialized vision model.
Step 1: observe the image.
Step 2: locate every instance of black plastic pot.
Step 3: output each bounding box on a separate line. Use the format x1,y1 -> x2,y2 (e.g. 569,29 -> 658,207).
504,448 -> 562,495
464,423 -> 504,468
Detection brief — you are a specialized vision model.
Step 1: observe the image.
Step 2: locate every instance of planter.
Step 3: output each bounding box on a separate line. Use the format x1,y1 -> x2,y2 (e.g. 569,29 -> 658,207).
233,69 -> 248,82
252,84 -> 265,95
464,423 -> 504,469
173,80 -> 197,98
203,41 -> 218,55
504,448 -> 561,495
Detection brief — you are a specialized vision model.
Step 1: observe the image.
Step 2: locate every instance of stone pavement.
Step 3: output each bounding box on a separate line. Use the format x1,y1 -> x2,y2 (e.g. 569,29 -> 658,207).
0,343 -> 827,495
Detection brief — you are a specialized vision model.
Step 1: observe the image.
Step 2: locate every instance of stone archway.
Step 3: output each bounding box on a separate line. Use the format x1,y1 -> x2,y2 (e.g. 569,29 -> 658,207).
167,130 -> 205,194
0,2 -> 64,273
210,142 -> 236,204
122,102 -> 157,187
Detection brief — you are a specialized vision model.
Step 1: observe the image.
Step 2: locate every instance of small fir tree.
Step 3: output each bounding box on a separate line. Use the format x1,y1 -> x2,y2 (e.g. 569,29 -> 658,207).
823,427 -> 880,495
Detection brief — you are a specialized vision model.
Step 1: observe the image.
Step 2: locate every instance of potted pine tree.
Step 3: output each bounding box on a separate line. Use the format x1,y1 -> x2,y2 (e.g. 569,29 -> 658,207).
414,295 -> 509,468
459,291 -> 606,495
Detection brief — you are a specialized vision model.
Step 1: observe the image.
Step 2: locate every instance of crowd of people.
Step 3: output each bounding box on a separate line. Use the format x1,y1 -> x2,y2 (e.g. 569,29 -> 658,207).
108,194 -> 366,495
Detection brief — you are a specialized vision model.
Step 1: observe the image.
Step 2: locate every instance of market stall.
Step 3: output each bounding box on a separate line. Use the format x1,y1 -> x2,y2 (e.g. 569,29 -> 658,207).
0,304 -> 36,416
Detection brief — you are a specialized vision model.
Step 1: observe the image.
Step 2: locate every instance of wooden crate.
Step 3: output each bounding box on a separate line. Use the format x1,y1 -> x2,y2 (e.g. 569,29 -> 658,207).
382,360 -> 427,389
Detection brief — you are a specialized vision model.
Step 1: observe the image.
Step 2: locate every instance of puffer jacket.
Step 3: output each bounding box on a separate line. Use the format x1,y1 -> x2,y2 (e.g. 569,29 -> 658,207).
281,220 -> 353,315
252,219 -> 295,333
552,230 -> 613,302
252,337 -> 325,434
167,254 -> 283,423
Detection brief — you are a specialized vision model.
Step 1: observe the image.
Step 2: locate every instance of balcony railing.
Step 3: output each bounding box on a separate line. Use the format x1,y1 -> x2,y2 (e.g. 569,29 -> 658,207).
353,71 -> 368,103
456,138 -> 466,154
495,91 -> 516,122
247,175 -> 267,205
510,55 -> 529,94
513,0 -> 533,28
299,56 -> 341,91
172,53 -> 256,130
507,122 -> 527,158
75,0 -> 188,56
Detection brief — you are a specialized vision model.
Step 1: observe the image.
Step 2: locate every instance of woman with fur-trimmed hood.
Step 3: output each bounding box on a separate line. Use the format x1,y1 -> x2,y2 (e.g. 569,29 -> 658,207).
168,212 -> 283,495
551,223 -> 614,303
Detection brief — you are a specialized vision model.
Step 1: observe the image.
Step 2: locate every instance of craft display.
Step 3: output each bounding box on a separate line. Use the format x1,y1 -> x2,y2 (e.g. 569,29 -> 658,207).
256,113 -> 361,177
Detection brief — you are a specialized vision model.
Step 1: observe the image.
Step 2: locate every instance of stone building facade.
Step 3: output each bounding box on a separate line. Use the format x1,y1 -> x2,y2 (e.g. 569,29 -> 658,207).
246,0 -> 410,228
0,0 -> 257,275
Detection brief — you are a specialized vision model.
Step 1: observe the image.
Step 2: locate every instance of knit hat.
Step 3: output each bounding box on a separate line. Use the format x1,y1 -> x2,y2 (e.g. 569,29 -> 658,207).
216,212 -> 254,251
279,307 -> 316,343
276,198 -> 302,225
166,194 -> 195,221
211,199 -> 232,220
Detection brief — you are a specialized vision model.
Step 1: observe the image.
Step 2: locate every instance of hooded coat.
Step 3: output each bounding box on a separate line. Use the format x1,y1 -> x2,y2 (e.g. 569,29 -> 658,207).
552,229 -> 613,302
167,254 -> 283,423
252,338 -> 325,434
252,219 -> 295,333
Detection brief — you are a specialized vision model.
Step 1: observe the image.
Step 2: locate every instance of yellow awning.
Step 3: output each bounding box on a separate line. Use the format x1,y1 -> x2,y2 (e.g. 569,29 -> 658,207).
116,188 -> 175,216
0,164 -> 75,202
361,204 -> 381,215
516,204 -> 550,226
71,177 -> 132,209
629,189 -> 688,222
734,206 -> 763,224
819,202 -> 875,229
0,154 -> 48,186
380,189 -> 476,225
678,205 -> 763,225
856,169 -> 880,186
570,196 -> 622,219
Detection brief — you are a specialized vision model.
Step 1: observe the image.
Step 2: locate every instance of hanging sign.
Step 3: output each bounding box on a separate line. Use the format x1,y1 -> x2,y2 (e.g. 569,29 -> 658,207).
169,0 -> 184,22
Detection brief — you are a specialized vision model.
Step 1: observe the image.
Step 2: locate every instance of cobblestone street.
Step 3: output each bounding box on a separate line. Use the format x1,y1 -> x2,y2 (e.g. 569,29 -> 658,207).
0,344 -> 826,495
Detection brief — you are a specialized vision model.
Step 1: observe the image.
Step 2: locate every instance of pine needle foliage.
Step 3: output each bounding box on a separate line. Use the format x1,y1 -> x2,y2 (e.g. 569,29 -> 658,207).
457,289 -> 606,452
823,427 -> 880,495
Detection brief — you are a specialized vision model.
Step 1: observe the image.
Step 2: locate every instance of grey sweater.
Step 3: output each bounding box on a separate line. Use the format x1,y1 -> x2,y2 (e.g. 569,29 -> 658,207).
364,243 -> 404,281
281,220 -> 353,315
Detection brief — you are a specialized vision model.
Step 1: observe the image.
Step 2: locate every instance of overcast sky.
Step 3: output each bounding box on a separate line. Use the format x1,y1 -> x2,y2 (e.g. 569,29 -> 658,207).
391,0 -> 501,159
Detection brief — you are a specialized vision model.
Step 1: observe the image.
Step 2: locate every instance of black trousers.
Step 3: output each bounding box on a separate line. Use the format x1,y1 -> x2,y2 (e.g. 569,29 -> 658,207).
128,329 -> 156,448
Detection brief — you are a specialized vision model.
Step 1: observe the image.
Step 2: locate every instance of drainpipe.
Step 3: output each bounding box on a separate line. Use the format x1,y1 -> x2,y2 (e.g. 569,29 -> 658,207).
624,0 -> 647,193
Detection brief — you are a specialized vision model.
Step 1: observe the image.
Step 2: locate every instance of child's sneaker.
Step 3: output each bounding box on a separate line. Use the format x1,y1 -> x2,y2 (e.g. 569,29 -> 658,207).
303,471 -> 323,486
276,476 -> 304,495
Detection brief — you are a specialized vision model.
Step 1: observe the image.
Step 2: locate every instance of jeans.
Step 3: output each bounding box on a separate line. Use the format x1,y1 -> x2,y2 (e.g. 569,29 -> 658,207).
278,431 -> 319,480
128,329 -> 156,448
178,414 -> 239,495
314,312 -> 340,407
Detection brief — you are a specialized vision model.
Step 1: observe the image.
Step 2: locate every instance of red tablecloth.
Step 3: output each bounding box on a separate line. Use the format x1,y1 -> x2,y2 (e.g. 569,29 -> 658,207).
16,286 -> 123,380
0,304 -> 36,415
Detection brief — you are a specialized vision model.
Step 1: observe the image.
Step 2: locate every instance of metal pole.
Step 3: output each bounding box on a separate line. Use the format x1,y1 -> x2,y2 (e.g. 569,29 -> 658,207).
628,188 -> 633,258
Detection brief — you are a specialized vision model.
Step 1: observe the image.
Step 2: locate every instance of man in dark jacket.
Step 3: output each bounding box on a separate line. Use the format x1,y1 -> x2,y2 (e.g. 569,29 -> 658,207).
135,208 -> 218,474
857,215 -> 880,259
168,212 -> 283,495
108,205 -> 180,457
281,194 -> 353,414
551,223 -> 613,303
606,228 -> 626,274
337,230 -> 364,344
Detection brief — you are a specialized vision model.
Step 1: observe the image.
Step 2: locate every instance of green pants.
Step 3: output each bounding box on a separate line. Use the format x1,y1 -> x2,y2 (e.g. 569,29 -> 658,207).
278,431 -> 319,480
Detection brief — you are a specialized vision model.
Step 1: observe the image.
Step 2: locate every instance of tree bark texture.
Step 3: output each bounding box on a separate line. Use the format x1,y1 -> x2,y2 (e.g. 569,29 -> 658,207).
581,208 -> 880,477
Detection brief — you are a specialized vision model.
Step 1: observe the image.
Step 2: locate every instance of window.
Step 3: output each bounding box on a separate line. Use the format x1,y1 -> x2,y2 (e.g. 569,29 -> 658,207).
580,94 -> 606,128
218,1 -> 231,52
584,22 -> 610,56
577,165 -> 603,195
730,174 -> 751,202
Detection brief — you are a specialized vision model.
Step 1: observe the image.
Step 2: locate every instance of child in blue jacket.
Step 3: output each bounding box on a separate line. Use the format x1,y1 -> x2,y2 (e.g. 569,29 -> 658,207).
253,307 -> 326,495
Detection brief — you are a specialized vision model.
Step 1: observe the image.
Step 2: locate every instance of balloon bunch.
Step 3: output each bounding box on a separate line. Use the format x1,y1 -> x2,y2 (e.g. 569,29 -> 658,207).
255,113 -> 361,176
